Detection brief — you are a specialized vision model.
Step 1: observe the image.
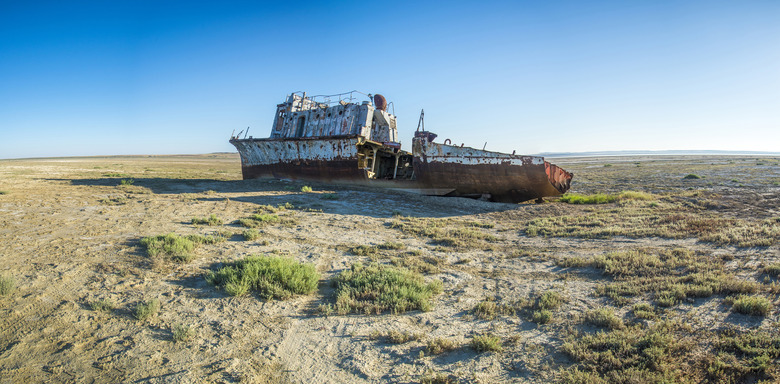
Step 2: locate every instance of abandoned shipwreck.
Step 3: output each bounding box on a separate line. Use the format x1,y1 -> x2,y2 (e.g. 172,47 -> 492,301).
229,91 -> 572,203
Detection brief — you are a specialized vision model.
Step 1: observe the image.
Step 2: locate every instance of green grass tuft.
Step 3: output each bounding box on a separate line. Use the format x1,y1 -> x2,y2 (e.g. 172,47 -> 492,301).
134,299 -> 160,321
726,295 -> 773,316
300,186 -> 313,193
191,214 -> 223,226
559,193 -> 619,204
471,334 -> 502,353
172,323 -> 196,342
585,308 -> 625,329
332,263 -> 443,315
140,233 -> 197,263
206,255 -> 319,299
472,299 -> 515,320
242,228 -> 260,241
426,337 -> 459,355
90,298 -> 115,312
0,274 -> 16,296
683,174 -> 702,179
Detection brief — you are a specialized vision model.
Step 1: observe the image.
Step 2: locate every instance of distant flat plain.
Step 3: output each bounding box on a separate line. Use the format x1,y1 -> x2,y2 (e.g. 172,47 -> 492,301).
0,153 -> 778,383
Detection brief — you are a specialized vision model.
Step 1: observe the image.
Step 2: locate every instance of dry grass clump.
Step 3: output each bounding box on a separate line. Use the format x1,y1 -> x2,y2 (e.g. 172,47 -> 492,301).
191,214 -> 223,226
0,274 -> 15,296
332,263 -> 443,315
206,255 -> 319,299
472,299 -> 515,320
389,217 -> 498,249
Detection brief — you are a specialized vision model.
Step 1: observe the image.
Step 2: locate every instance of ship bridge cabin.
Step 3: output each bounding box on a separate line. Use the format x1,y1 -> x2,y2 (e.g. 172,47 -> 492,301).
268,91 -> 413,180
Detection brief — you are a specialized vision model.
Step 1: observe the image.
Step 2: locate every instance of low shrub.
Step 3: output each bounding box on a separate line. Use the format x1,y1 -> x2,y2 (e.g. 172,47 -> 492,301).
532,309 -> 552,324
90,298 -> 115,312
585,308 -> 625,329
0,274 -> 15,296
140,233 -> 196,263
301,186 -> 313,193
134,299 -> 160,321
763,262 -> 780,277
420,371 -> 457,384
385,330 -> 422,344
426,337 -> 459,354
683,174 -> 702,179
537,290 -> 564,310
350,245 -> 378,256
332,263 -> 443,314
726,295 -> 773,316
632,303 -> 657,319
192,214 -> 223,226
471,334 -> 502,353
559,193 -> 618,204
172,323 -> 196,342
243,228 -> 260,241
206,255 -> 319,299
472,299 -> 515,320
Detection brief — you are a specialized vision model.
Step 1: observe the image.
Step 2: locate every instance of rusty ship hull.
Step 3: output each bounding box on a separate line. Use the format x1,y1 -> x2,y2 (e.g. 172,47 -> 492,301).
230,91 -> 572,203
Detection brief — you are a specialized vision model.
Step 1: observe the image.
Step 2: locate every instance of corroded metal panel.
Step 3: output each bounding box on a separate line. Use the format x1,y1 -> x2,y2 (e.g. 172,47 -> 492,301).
230,136 -> 368,182
231,136 -> 361,166
411,135 -> 572,202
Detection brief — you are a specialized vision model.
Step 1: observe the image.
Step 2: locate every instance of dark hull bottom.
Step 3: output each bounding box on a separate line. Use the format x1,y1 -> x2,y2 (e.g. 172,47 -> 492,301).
241,160 -> 567,203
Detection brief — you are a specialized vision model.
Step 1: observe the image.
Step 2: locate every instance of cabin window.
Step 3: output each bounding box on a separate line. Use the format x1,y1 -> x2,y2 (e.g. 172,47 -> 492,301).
296,116 -> 306,137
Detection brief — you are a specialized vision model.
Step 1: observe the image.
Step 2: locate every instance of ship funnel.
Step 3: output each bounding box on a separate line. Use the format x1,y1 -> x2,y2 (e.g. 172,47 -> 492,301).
373,94 -> 387,111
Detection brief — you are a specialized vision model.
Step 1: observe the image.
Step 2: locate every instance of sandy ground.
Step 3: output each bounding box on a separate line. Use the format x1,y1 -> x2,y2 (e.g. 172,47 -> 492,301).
0,154 -> 778,383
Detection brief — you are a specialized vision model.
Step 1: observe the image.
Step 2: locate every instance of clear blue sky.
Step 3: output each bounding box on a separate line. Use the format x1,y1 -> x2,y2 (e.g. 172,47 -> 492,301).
1,0 -> 778,159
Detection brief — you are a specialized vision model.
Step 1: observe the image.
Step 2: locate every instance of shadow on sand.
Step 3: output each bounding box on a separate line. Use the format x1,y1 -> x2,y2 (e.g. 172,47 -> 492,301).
59,177 -> 529,219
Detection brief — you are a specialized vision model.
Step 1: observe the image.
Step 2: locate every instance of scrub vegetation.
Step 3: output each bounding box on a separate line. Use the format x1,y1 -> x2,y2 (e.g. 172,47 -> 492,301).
206,255 -> 319,299
2,154 -> 779,383
331,263 -> 443,314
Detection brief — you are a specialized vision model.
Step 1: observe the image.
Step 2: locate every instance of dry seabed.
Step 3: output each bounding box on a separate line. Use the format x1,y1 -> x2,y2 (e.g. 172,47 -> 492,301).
0,154 -> 778,383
